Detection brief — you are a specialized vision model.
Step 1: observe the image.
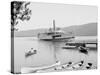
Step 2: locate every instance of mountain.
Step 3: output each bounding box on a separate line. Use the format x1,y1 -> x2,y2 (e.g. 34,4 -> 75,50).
14,22 -> 97,37
14,28 -> 48,37
62,23 -> 97,36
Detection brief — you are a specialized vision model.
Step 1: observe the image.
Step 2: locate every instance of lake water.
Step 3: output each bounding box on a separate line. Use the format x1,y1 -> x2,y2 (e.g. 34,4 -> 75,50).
14,36 -> 97,73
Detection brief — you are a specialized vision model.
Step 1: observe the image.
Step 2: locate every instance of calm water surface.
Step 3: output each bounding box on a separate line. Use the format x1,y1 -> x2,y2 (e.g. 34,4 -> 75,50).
14,36 -> 97,73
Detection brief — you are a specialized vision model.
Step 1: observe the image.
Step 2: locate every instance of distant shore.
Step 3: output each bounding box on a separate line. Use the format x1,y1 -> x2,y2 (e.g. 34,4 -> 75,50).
14,22 -> 97,37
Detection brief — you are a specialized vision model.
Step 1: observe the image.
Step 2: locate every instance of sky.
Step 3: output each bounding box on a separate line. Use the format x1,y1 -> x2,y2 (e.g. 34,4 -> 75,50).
16,2 -> 98,31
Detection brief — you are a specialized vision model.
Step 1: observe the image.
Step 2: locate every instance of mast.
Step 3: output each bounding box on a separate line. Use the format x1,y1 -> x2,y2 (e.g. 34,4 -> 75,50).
52,20 -> 56,39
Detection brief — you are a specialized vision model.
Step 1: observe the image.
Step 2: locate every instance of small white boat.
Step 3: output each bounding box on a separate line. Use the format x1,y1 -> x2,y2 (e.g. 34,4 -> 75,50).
25,49 -> 37,57
78,46 -> 88,54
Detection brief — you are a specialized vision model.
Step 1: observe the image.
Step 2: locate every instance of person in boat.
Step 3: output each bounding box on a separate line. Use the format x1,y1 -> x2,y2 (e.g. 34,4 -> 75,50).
31,48 -> 37,53
54,60 -> 61,70
59,61 -> 73,69
78,60 -> 84,66
71,60 -> 84,69
79,46 -> 86,50
25,48 -> 37,57
78,46 -> 88,54
86,63 -> 92,69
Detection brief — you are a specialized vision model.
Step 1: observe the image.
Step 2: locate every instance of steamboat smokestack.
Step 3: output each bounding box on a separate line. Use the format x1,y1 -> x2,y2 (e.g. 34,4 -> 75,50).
53,19 -> 55,32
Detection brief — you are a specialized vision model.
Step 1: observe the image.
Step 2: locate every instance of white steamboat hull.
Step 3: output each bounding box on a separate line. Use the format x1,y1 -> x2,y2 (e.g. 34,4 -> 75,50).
38,33 -> 74,41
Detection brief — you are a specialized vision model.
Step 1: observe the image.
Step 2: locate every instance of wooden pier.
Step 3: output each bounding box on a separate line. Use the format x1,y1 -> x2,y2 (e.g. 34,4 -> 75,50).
66,41 -> 97,47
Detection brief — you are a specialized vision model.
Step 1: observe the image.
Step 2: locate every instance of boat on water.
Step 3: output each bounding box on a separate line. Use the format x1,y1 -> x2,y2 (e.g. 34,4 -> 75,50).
37,20 -> 75,41
21,60 -> 84,73
78,46 -> 88,54
25,49 -> 37,57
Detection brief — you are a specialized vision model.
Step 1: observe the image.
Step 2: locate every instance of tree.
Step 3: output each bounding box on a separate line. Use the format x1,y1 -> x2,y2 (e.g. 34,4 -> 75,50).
11,1 -> 32,31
